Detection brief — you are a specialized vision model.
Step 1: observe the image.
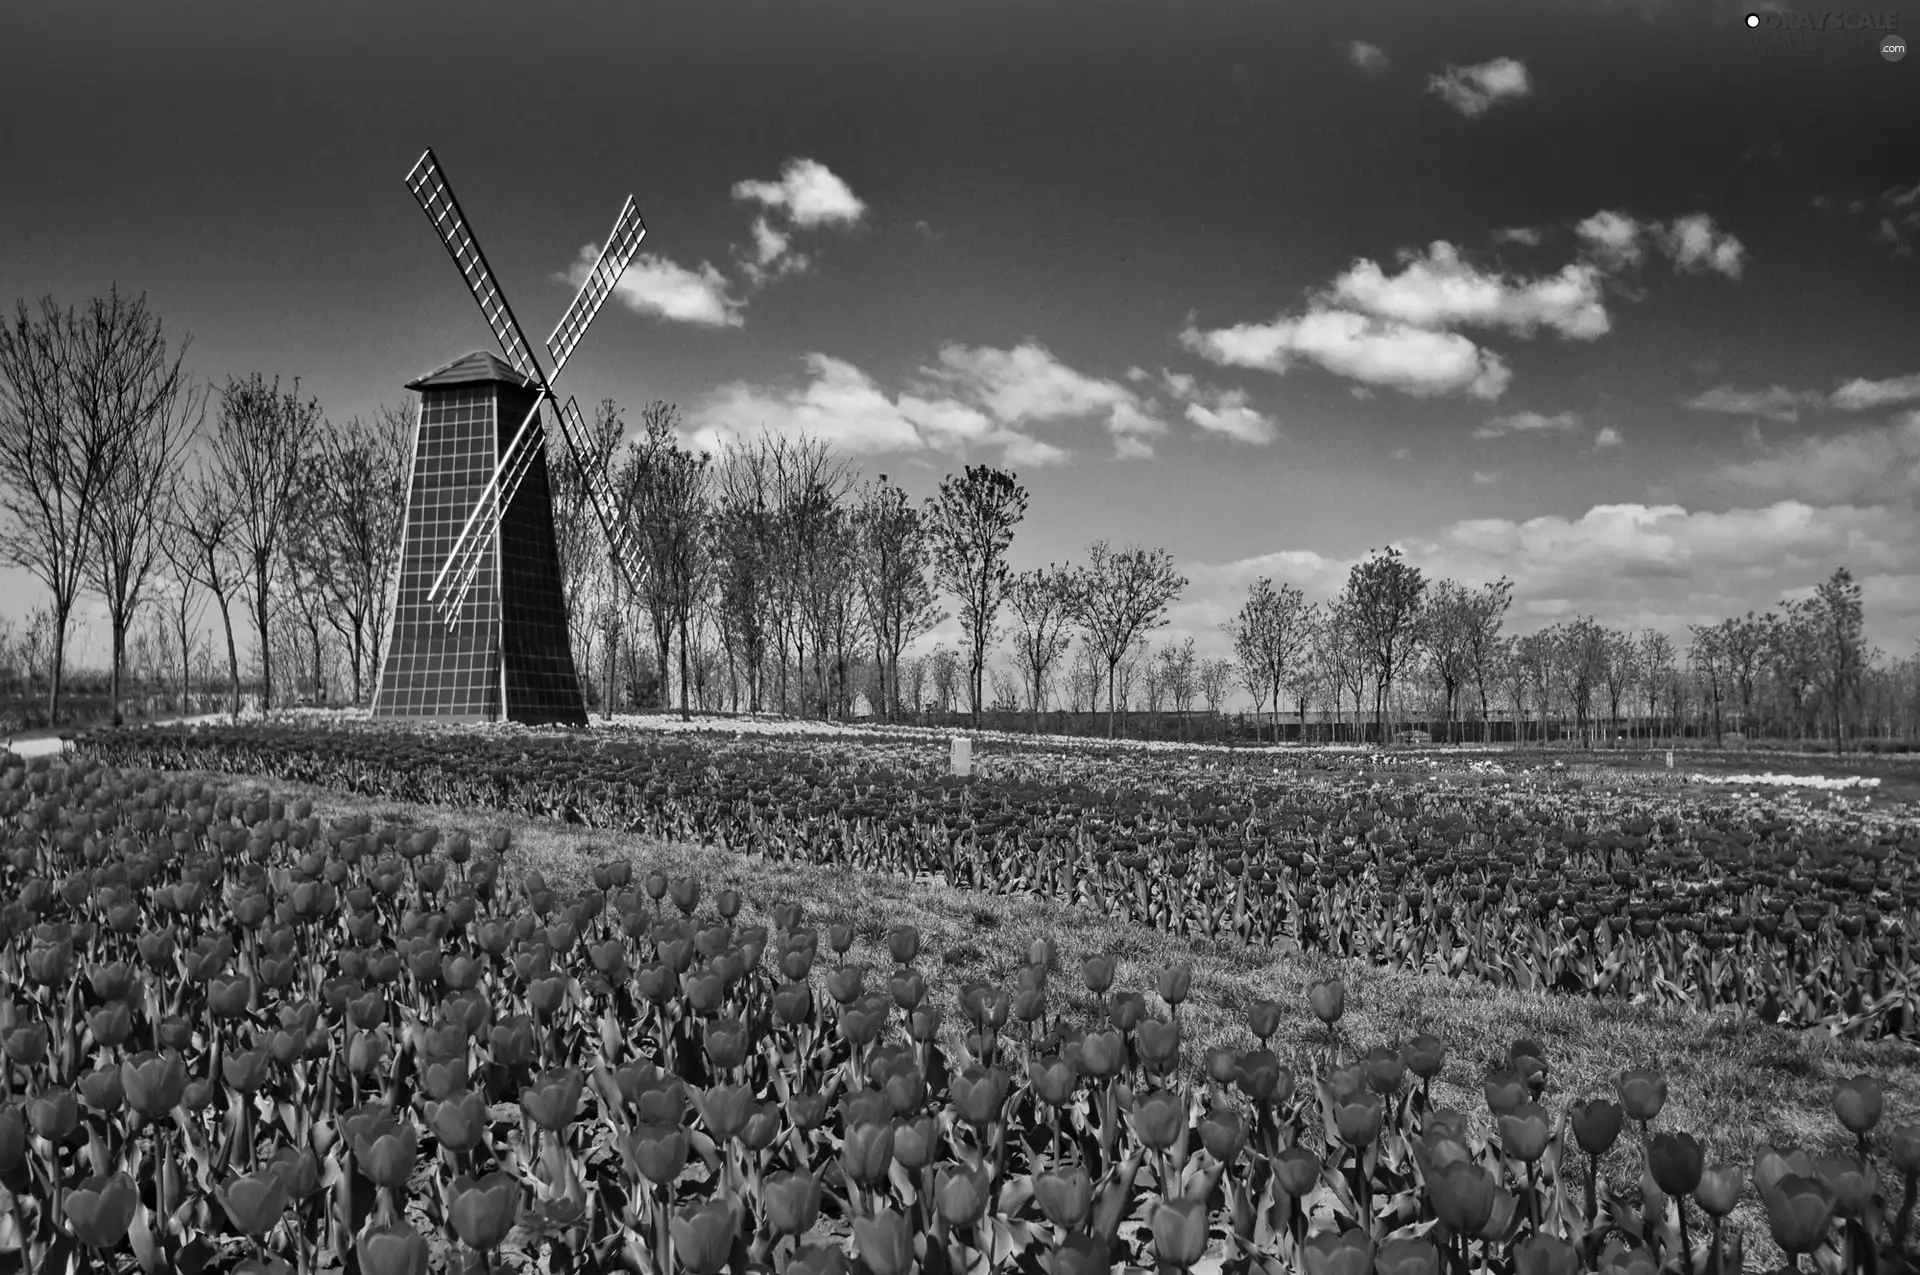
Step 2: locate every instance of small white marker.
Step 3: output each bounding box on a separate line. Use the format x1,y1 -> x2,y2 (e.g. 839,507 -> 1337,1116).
1745,12 -> 1760,25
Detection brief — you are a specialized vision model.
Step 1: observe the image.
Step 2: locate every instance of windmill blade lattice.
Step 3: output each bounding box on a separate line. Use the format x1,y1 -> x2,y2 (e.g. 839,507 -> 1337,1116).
403,148 -> 646,628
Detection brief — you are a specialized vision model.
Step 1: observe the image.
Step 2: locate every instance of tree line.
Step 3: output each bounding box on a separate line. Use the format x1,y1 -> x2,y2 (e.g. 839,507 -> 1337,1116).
2,288 -> 1913,748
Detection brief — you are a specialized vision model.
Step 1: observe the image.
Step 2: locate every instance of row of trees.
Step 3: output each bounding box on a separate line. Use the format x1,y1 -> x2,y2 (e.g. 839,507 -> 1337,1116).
1,287 -> 1911,747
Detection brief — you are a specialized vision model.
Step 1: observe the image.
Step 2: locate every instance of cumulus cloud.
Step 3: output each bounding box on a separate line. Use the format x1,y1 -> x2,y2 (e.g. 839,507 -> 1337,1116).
1492,226 -> 1544,246
731,158 -> 867,229
1348,41 -> 1390,74
689,353 -> 1070,466
1181,309 -> 1511,400
1574,210 -> 1743,279
1471,470 -> 1503,484
1428,58 -> 1532,117
1679,384 -> 1818,423
730,158 -> 865,284
1593,425 -> 1624,449
1830,371 -> 1920,411
1474,410 -> 1583,439
1575,210 -> 1645,267
567,249 -> 745,328
1154,370 -> 1280,444
1658,213 -> 1746,279
1327,241 -> 1610,339
1709,412 -> 1920,506
690,342 -> 1168,465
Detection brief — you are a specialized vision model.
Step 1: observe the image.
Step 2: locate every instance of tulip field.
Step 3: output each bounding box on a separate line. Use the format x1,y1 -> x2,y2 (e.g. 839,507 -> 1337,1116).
0,724 -> 1913,1275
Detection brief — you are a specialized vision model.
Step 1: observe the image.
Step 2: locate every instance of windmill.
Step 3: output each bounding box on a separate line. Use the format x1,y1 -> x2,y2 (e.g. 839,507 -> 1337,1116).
371,148 -> 647,724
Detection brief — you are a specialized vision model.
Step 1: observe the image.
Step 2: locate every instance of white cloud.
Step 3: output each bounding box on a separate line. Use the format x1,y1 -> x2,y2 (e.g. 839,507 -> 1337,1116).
1389,446 -> 1413,461
1184,393 -> 1280,445
1428,58 -> 1532,117
1474,410 -> 1583,439
1348,41 -> 1390,74
1658,214 -> 1745,279
1327,241 -> 1610,339
731,159 -> 867,229
1679,384 -> 1816,423
923,342 -> 1168,458
1710,412 -> 1920,505
567,249 -> 744,328
1492,226 -> 1544,246
688,352 -> 1070,466
1830,372 -> 1920,411
1575,210 -> 1645,267
1181,308 -> 1511,400
1471,470 -> 1503,484
1593,425 -> 1624,449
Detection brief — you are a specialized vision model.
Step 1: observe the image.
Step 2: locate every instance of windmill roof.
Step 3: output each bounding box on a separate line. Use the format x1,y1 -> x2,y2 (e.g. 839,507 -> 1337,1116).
405,350 -> 536,391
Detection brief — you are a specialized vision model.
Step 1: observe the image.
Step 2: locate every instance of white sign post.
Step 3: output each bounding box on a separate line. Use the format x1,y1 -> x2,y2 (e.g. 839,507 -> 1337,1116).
1666,750 -> 1674,769
951,736 -> 972,777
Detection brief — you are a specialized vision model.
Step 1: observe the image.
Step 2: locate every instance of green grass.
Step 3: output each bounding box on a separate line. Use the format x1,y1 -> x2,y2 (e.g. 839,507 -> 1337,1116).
168,765 -> 1920,1269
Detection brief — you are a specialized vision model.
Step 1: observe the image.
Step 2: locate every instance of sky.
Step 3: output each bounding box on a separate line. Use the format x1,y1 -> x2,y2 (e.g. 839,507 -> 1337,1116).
3,0 -> 1918,705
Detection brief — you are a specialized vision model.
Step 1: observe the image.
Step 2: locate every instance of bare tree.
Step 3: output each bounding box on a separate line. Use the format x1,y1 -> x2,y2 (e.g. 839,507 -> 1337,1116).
1688,623 -> 1727,744
1515,630 -> 1556,745
1812,567 -> 1866,752
78,311 -> 201,726
1599,626 -> 1638,747
205,373 -> 323,714
1227,577 -> 1311,744
926,464 -> 1028,730
1199,655 -> 1233,721
1004,563 -> 1076,734
1341,546 -> 1427,744
854,475 -> 942,719
1460,578 -> 1513,742
616,402 -> 711,721
0,289 -> 175,722
1417,580 -> 1476,744
306,404 -> 411,704
1552,616 -> 1609,747
1638,629 -> 1674,745
1161,635 -> 1198,737
1070,540 -> 1187,738
171,468 -> 246,717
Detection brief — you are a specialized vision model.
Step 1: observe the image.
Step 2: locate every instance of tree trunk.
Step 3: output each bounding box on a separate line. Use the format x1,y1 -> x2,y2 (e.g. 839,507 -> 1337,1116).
108,611 -> 127,727
176,593 -> 192,715
252,564 -> 274,715
218,597 -> 241,719
47,602 -> 72,726
677,608 -> 692,722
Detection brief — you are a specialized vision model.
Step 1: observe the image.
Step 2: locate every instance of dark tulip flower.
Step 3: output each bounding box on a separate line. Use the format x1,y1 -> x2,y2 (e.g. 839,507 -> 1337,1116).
427,1090 -> 488,1154
1307,977 -> 1345,1026
890,968 -> 927,1010
1198,1105 -> 1246,1163
355,1220 -> 430,1275
1614,1069 -> 1666,1124
1247,999 -> 1282,1040
697,1083 -> 754,1143
1570,1098 -> 1625,1156
1158,962 -> 1193,1006
1427,1162 -> 1497,1235
1235,1051 -> 1291,1104
79,1067 -> 123,1115
841,1121 -> 895,1186
1035,1165 -> 1094,1230
87,1002 -> 132,1050
1648,1132 -> 1705,1197
1079,1029 -> 1124,1079
1133,1088 -> 1187,1150
1137,1018 -> 1180,1071
1049,1233 -> 1110,1275
888,925 -> 920,965
1364,1046 -> 1406,1094
64,1172 -> 138,1249
1498,1103 -> 1552,1164
1887,1123 -> 1920,1176
1482,1069 -> 1527,1116
418,1055 -> 468,1102
2,1022 -> 47,1066
1832,1075 -> 1884,1135
122,1050 -> 187,1118
1153,1196 -> 1212,1268
1082,955 -> 1115,994
1205,1046 -> 1241,1084
1694,1165 -> 1744,1218
792,1244 -> 852,1275
952,1066 -> 1011,1126
894,1115 -> 939,1170
787,1091 -> 828,1132
216,1169 -> 289,1237
352,1116 -> 419,1189
765,1170 -> 821,1235
446,1172 -> 521,1250
1376,1237 -> 1440,1275
935,1166 -> 991,1227
266,1146 -> 321,1199
1300,1226 -> 1371,1275
1762,1174 -> 1834,1255
27,1088 -> 79,1142
1333,1090 -> 1383,1149
1511,1233 -> 1579,1275
1273,1146 -> 1321,1198
852,1207 -> 914,1275
222,1048 -> 271,1094
1816,1153 -> 1876,1218
623,1123 -> 690,1185
1031,1055 -> 1078,1107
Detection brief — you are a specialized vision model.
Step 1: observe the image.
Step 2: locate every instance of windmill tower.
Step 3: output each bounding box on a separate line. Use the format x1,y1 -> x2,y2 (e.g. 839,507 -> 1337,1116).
373,149 -> 646,725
